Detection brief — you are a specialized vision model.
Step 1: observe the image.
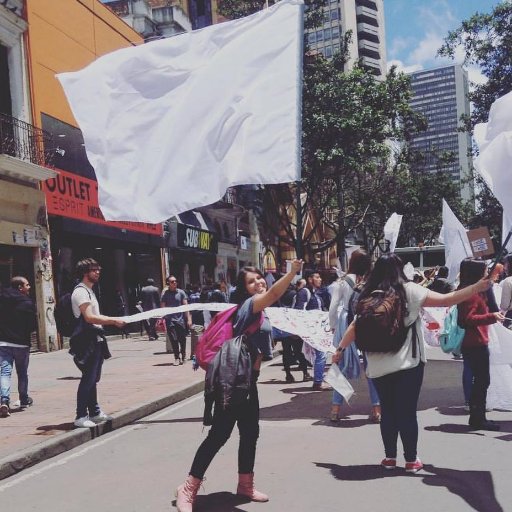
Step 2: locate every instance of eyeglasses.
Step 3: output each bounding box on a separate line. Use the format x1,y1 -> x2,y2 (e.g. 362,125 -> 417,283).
89,268 -> 102,273
168,280 -> 177,283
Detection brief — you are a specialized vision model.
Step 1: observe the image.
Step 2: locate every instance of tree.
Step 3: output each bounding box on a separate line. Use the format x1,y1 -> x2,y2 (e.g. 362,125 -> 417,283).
438,1 -> 512,242
439,1 -> 512,127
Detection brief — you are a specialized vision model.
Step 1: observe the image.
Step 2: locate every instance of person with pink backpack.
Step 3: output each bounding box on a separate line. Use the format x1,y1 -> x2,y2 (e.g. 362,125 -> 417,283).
175,259 -> 303,512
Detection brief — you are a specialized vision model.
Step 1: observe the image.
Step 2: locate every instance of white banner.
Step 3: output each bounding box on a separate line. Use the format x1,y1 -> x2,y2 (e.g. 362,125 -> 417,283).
123,303 -> 335,353
441,199 -> 472,283
384,212 -> 403,253
57,0 -> 304,223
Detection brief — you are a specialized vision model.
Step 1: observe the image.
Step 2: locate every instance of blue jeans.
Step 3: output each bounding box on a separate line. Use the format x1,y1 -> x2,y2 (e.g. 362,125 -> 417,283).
373,362 -> 424,462
76,342 -> 103,419
313,349 -> 327,383
0,346 -> 30,404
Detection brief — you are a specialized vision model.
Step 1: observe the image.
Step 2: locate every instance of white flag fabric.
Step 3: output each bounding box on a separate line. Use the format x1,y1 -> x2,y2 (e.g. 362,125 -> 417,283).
383,212 -> 403,253
441,199 -> 472,283
57,0 -> 304,223
503,214 -> 512,253
474,91 -> 512,224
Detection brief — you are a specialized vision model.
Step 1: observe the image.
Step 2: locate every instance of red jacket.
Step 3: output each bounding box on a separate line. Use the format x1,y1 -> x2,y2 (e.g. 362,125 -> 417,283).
458,293 -> 496,348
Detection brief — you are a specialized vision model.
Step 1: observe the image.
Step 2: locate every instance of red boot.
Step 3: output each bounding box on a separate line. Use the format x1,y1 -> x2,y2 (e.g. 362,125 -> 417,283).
236,473 -> 269,502
175,475 -> 201,512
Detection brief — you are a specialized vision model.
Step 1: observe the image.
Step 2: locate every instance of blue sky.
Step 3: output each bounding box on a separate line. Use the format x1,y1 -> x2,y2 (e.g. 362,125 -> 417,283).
384,0 -> 504,82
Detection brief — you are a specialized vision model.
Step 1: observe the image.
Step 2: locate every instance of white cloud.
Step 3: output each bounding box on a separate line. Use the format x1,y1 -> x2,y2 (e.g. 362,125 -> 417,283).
387,59 -> 423,74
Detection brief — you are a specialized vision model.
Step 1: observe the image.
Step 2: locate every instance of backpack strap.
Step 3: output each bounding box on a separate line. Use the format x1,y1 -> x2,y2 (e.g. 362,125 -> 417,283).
411,321 -> 418,359
343,276 -> 355,290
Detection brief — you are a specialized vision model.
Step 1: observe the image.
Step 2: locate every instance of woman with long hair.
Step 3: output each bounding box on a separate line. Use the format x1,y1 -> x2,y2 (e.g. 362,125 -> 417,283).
328,249 -> 378,422
175,259 -> 303,512
333,253 -> 492,473
458,258 -> 504,431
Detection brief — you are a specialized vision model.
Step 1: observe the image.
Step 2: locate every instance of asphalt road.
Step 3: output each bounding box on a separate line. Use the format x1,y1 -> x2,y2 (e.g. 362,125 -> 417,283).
1,353 -> 511,512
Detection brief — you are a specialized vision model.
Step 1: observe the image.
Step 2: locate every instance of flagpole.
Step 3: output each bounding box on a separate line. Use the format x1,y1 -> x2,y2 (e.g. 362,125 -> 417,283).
295,1 -> 305,261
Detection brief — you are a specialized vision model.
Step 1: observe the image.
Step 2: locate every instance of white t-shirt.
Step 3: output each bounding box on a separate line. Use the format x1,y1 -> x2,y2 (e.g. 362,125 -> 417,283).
71,284 -> 101,328
365,281 -> 429,379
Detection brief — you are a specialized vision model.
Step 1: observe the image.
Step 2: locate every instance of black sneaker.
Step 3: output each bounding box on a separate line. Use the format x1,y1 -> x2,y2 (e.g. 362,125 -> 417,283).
20,397 -> 34,409
285,373 -> 295,383
469,420 -> 500,432
0,403 -> 10,418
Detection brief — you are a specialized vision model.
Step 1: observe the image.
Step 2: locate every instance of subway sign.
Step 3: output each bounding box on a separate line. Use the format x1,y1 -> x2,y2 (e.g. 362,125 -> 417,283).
177,223 -> 218,253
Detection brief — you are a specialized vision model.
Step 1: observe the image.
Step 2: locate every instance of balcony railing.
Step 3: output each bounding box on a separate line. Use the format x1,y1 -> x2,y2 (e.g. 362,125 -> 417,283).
0,112 -> 55,168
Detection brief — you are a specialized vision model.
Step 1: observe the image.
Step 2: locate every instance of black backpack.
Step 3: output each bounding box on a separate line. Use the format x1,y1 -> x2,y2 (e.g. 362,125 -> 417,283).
54,285 -> 91,337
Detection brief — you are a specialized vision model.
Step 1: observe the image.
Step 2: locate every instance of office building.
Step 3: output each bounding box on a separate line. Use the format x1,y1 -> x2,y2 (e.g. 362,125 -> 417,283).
408,64 -> 473,200
307,0 -> 386,77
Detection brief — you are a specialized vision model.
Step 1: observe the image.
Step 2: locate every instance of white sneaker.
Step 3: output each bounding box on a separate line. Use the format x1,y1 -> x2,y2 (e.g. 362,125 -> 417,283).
90,411 -> 113,423
74,416 -> 95,428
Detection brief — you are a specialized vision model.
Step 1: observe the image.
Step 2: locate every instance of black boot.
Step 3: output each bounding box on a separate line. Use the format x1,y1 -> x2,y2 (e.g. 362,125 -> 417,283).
469,404 -> 500,431
285,371 -> 295,383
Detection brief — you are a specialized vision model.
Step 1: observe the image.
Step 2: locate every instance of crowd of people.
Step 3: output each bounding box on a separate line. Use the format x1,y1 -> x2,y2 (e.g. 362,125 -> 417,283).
1,251 -> 511,511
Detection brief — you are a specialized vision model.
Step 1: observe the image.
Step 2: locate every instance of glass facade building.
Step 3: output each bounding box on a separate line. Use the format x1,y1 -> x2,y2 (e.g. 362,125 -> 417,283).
408,64 -> 473,200
306,0 -> 386,78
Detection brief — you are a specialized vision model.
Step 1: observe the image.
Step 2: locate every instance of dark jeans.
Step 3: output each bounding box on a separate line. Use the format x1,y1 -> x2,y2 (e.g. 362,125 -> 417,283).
373,362 -> 424,462
76,342 -> 103,419
190,384 -> 260,480
462,345 -> 490,422
142,318 -> 157,339
166,321 -> 187,360
282,336 -> 308,372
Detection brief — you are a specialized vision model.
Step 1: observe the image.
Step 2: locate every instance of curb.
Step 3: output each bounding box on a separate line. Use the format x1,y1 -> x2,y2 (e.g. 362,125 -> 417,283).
0,379 -> 204,481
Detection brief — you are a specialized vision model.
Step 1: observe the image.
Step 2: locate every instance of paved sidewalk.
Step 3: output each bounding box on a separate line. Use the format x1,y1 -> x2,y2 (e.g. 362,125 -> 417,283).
0,335 -> 205,480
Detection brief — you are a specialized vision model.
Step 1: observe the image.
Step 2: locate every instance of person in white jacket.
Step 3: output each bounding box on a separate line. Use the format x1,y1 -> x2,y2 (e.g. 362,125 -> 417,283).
328,249 -> 377,422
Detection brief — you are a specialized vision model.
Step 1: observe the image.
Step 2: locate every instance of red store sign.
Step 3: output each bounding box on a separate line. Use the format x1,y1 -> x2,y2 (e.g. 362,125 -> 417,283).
43,168 -> 163,236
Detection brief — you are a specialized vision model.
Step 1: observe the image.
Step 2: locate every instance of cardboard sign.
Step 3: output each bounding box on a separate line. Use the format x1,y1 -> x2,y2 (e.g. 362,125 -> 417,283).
467,227 -> 495,257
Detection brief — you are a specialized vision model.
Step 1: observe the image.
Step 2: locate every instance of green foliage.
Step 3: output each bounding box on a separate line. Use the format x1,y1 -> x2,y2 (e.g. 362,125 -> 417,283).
439,1 -> 512,126
438,1 -> 512,244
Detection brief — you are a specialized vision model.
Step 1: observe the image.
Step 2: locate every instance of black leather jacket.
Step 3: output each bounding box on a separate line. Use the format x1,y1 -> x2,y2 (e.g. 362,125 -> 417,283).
203,335 -> 252,425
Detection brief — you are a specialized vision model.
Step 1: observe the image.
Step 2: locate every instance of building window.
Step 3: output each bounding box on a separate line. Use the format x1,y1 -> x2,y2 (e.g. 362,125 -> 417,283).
223,222 -> 230,239
316,30 -> 324,42
308,32 -> 316,44
324,28 -> 331,40
325,46 -> 333,58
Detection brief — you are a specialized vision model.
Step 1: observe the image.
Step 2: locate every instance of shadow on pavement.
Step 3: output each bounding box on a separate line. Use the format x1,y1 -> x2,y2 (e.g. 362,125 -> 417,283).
36,422 -> 75,433
425,420 -> 512,437
315,462 -> 504,512
171,492 -> 249,511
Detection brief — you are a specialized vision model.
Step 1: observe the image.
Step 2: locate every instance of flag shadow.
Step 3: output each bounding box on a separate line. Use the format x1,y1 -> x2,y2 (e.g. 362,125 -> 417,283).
315,462 -> 504,512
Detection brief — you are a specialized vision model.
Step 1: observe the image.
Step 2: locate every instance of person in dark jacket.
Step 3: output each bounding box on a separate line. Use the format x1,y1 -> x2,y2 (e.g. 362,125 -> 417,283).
174,259 -> 303,512
139,278 -> 161,340
427,266 -> 453,294
458,258 -> 505,431
0,276 -> 37,417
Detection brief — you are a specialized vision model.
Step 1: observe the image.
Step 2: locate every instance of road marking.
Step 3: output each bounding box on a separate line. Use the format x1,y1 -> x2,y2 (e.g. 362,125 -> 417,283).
0,394 -> 202,492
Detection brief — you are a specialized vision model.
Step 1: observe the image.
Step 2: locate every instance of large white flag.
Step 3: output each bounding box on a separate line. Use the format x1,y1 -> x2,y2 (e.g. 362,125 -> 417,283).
474,91 -> 512,226
57,0 -> 304,223
441,199 -> 472,283
383,212 -> 403,253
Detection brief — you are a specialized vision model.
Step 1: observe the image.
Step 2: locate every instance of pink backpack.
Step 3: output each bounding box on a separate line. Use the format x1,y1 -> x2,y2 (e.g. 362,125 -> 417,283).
195,306 -> 263,370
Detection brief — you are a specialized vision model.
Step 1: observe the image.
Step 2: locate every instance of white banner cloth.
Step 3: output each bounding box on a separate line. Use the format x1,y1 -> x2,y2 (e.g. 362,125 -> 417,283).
384,212 -> 403,253
122,303 -> 335,353
57,0 -> 304,223
441,199 -> 472,283
324,364 -> 354,403
474,91 -> 512,224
